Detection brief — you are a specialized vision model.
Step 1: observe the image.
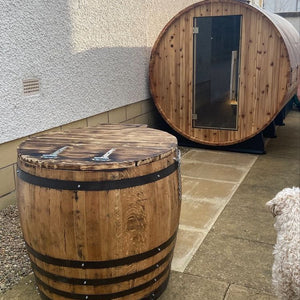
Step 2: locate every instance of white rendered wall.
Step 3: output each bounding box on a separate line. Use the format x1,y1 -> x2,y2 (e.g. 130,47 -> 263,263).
263,0 -> 300,12
0,0 -> 198,144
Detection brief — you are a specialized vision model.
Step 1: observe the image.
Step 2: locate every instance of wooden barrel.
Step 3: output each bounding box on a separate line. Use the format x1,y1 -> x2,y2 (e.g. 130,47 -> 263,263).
17,124 -> 181,300
149,0 -> 300,146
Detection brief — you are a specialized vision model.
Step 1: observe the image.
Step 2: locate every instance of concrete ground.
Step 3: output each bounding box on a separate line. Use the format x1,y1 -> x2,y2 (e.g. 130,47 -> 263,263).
1,110 -> 299,300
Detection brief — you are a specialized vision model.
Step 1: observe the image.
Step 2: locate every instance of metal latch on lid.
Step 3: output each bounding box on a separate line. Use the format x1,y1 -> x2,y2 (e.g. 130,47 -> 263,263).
41,146 -> 68,159
92,148 -> 116,162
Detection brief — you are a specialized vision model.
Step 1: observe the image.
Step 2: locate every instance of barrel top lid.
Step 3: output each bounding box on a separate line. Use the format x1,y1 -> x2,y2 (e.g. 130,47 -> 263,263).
17,124 -> 178,170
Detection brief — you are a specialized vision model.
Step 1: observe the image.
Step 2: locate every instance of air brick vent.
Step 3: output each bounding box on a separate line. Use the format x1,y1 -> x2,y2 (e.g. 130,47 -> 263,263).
23,79 -> 40,95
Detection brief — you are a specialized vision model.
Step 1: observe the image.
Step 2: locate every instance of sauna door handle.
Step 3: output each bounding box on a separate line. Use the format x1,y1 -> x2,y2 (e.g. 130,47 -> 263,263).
230,50 -> 238,103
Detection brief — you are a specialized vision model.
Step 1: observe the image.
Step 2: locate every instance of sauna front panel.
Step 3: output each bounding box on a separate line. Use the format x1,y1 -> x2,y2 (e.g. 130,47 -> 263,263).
193,15 -> 241,130
149,0 -> 299,146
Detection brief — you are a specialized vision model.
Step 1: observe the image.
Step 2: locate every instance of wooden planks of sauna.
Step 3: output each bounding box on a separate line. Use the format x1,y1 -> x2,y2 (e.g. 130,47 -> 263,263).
149,0 -> 300,146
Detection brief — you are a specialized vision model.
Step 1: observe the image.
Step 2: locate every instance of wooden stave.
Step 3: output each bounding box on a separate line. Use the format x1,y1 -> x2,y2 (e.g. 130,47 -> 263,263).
28,241 -> 174,299
17,128 -> 180,299
149,0 -> 300,146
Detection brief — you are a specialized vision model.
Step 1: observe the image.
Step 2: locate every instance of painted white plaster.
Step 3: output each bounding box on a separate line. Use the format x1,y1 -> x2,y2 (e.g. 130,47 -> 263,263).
0,0 -> 198,143
263,0 -> 299,12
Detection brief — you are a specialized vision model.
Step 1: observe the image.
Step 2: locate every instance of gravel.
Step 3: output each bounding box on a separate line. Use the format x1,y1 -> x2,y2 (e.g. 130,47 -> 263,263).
0,205 -> 31,294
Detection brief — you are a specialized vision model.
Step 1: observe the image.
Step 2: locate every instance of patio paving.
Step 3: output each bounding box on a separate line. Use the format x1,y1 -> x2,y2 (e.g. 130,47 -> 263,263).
172,148 -> 257,272
1,110 -> 299,300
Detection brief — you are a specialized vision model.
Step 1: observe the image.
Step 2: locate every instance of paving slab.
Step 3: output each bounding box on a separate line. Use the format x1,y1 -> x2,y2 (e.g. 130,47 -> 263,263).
172,148 -> 257,273
225,284 -> 277,300
265,118 -> 300,158
273,130 -> 300,143
227,183 -> 288,211
271,115 -> 300,131
185,233 -> 274,293
172,228 -> 205,272
180,199 -> 223,230
182,177 -> 236,202
265,142 -> 300,159
266,131 -> 300,148
210,203 -> 276,245
160,271 -> 229,300
183,149 -> 257,168
249,155 -> 299,175
242,162 -> 300,188
181,162 -> 248,183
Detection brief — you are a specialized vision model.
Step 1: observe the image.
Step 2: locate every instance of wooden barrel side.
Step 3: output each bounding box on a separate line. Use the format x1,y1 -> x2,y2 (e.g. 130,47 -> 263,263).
149,0 -> 299,146
17,125 -> 180,299
17,150 -> 180,299
258,9 -> 300,102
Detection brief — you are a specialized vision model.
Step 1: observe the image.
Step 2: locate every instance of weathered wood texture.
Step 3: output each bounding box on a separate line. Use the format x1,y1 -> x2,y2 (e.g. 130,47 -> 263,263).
149,0 -> 300,145
17,124 -> 180,300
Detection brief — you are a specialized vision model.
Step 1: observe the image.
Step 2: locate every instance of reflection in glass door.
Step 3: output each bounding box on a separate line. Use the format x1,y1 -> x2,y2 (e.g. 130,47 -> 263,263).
193,15 -> 241,130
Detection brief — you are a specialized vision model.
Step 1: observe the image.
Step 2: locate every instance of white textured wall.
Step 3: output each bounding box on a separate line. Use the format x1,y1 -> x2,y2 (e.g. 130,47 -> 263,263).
0,0 -> 198,144
250,0 -> 263,7
263,0 -> 299,12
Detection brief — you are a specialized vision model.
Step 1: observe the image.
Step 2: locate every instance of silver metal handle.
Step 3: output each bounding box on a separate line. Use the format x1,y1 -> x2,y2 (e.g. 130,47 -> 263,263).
230,50 -> 238,102
92,148 -> 116,162
41,146 -> 68,159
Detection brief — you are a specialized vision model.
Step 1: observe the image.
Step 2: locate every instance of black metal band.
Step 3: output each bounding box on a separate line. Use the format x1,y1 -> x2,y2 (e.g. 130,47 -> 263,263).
36,263 -> 170,300
39,273 -> 170,300
31,249 -> 173,285
26,230 -> 177,269
17,162 -> 178,191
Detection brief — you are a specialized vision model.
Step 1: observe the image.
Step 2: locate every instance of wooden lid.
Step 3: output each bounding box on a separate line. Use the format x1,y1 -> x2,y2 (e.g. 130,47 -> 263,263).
17,124 -> 178,170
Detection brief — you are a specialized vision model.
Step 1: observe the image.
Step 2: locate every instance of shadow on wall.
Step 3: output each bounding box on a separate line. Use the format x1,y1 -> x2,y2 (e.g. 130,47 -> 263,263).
0,1 -> 152,143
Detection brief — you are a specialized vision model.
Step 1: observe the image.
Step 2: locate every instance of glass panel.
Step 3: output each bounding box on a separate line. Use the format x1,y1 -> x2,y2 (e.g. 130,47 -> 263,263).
193,15 -> 241,130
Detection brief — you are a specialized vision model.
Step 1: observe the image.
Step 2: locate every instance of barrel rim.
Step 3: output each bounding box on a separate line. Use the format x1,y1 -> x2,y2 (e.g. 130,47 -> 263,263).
17,125 -> 178,171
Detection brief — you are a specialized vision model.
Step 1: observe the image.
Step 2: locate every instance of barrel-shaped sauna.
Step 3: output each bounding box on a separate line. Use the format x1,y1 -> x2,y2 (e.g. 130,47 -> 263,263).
17,124 -> 180,300
149,0 -> 300,146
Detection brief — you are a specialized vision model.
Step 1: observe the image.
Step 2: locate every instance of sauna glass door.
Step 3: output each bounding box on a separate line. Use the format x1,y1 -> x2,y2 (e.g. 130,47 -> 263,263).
193,15 -> 241,130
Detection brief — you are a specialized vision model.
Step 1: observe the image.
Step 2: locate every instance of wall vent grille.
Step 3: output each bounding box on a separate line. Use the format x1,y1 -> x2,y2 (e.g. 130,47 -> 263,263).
23,79 -> 40,95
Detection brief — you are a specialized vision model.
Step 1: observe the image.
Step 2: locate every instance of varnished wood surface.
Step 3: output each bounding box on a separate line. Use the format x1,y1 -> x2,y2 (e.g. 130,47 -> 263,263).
18,124 -> 178,171
17,125 -> 180,299
149,0 -> 300,146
